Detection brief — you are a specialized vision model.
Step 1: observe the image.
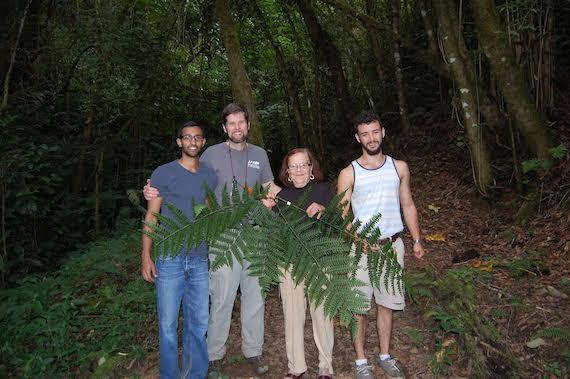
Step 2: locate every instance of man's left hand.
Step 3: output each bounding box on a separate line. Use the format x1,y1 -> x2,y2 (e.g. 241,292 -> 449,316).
413,242 -> 425,259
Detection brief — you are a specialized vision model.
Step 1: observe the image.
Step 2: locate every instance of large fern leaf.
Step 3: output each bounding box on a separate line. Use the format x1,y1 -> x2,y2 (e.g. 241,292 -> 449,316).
143,184 -> 404,327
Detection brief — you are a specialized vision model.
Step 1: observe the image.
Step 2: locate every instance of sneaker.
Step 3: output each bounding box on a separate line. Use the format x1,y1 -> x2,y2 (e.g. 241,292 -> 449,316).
377,357 -> 405,379
354,363 -> 374,379
208,359 -> 224,378
246,355 -> 269,375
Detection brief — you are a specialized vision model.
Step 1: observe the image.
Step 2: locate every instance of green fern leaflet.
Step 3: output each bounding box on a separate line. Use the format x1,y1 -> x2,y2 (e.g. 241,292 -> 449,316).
144,183 -> 404,327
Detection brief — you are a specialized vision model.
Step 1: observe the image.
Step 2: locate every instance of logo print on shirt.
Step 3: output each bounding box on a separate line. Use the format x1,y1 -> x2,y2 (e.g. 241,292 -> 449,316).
248,160 -> 260,170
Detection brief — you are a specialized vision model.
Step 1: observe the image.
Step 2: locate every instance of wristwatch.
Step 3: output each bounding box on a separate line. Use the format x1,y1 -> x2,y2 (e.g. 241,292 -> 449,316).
413,239 -> 422,244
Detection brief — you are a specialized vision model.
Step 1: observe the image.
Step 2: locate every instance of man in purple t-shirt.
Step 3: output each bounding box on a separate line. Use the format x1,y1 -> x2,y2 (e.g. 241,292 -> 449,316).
142,121 -> 217,379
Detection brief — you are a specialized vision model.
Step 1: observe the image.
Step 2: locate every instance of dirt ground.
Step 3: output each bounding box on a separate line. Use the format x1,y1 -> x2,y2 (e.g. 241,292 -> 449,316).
138,120 -> 569,378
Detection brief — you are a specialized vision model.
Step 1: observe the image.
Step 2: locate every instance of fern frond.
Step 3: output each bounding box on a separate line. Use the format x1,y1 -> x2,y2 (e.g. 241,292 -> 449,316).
209,228 -> 246,270
142,185 -> 404,330
165,203 -> 191,226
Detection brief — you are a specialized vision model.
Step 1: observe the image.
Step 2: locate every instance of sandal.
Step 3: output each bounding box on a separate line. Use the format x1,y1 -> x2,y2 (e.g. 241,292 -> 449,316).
285,372 -> 305,378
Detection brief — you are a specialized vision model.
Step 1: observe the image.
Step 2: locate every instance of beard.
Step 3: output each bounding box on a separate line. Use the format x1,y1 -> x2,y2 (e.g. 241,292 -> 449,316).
361,141 -> 382,155
229,135 -> 247,143
228,131 -> 248,144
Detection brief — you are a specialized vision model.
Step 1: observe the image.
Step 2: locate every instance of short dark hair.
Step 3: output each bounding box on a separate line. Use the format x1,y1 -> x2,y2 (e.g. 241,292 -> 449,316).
278,148 -> 325,188
176,120 -> 203,138
222,103 -> 249,125
353,111 -> 382,132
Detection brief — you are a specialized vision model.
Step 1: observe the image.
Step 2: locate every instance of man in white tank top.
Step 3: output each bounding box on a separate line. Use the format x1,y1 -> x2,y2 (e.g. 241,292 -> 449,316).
337,111 -> 426,379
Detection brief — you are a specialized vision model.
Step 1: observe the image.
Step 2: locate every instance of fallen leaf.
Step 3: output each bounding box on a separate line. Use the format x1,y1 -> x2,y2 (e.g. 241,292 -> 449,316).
526,338 -> 546,349
435,349 -> 445,363
428,204 -> 441,213
546,285 -> 568,299
472,260 -> 494,272
442,338 -> 456,347
426,233 -> 446,242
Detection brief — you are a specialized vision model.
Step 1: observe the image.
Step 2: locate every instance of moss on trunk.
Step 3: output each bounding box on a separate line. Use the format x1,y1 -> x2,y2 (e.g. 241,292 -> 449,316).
433,0 -> 494,196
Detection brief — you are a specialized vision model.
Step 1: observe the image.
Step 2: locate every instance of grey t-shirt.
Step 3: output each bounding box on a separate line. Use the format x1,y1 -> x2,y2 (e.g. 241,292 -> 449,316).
200,142 -> 274,203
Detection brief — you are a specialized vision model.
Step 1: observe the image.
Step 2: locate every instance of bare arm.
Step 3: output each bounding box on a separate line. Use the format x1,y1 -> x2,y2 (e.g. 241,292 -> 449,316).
141,197 -> 162,283
336,164 -> 355,218
395,160 -> 425,259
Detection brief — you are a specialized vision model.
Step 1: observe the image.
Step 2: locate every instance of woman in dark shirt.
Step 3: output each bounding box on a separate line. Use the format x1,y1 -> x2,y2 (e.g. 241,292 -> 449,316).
274,148 -> 334,379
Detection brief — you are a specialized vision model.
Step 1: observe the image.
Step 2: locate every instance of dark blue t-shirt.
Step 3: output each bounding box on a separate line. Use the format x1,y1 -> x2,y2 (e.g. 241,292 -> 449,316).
150,160 -> 217,256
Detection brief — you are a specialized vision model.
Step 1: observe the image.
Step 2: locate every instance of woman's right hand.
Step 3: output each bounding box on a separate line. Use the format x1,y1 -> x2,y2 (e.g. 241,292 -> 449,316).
306,202 -> 325,219
143,179 -> 160,201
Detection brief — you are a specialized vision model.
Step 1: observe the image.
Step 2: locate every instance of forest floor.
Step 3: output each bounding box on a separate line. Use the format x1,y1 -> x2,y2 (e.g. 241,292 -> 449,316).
133,119 -> 569,378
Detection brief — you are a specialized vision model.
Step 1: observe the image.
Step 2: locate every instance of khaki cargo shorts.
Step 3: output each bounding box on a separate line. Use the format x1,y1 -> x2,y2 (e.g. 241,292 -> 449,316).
355,237 -> 405,311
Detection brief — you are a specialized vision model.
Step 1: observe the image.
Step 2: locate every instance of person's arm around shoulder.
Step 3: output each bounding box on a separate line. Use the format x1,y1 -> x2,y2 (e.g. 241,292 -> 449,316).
337,164 -> 355,218
143,179 -> 160,201
395,159 -> 425,259
141,197 -> 162,283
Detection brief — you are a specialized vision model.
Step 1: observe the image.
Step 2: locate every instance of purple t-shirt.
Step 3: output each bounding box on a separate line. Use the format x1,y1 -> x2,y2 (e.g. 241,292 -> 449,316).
151,160 -> 217,256
200,142 -> 274,203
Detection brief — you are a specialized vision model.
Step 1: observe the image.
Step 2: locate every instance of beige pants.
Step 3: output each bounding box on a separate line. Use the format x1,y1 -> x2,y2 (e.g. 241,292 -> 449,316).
279,268 -> 334,375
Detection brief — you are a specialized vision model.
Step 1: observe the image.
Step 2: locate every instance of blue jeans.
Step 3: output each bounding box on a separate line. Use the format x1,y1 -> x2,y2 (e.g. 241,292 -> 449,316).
156,254 -> 209,379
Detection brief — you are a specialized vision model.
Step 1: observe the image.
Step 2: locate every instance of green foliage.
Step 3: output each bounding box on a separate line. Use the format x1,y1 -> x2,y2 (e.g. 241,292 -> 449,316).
0,220 -> 155,377
498,250 -> 549,277
408,269 -> 519,377
534,327 -> 570,342
549,144 -> 568,160
561,277 -> 570,292
404,271 -> 434,302
428,338 -> 454,377
145,184 -> 404,329
427,309 -> 464,334
522,144 -> 567,174
561,349 -> 570,364
544,362 -> 562,378
402,327 -> 424,347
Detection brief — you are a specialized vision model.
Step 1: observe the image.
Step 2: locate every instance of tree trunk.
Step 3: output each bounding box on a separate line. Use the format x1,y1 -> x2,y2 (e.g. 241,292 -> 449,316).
2,0 -> 33,112
433,0 -> 494,196
296,0 -> 354,135
94,150 -> 104,236
364,0 -> 387,87
470,0 -> 554,159
1,180 -> 6,287
418,0 -> 438,59
391,0 -> 411,133
311,54 -> 326,168
252,0 -> 306,146
72,109 -> 93,194
442,0 -> 503,130
214,0 -> 264,146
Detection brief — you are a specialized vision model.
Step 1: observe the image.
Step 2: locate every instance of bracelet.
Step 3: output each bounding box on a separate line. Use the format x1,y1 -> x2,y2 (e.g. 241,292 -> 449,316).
413,239 -> 421,244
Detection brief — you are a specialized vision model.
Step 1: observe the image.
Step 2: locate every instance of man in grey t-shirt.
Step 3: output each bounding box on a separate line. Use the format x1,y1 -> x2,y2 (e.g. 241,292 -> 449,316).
145,103 -> 278,377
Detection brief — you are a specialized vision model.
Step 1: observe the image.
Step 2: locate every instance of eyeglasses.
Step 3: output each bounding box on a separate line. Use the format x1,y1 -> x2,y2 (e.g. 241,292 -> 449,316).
287,162 -> 312,171
180,135 -> 204,142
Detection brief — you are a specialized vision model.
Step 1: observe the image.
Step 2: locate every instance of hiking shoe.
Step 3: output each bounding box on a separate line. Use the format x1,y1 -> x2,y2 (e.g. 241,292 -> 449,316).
246,355 -> 269,375
208,359 -> 224,378
354,363 -> 374,379
377,357 -> 405,379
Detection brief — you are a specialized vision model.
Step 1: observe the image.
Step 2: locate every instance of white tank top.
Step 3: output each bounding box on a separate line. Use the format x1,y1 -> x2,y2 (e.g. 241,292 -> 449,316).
351,156 -> 404,238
